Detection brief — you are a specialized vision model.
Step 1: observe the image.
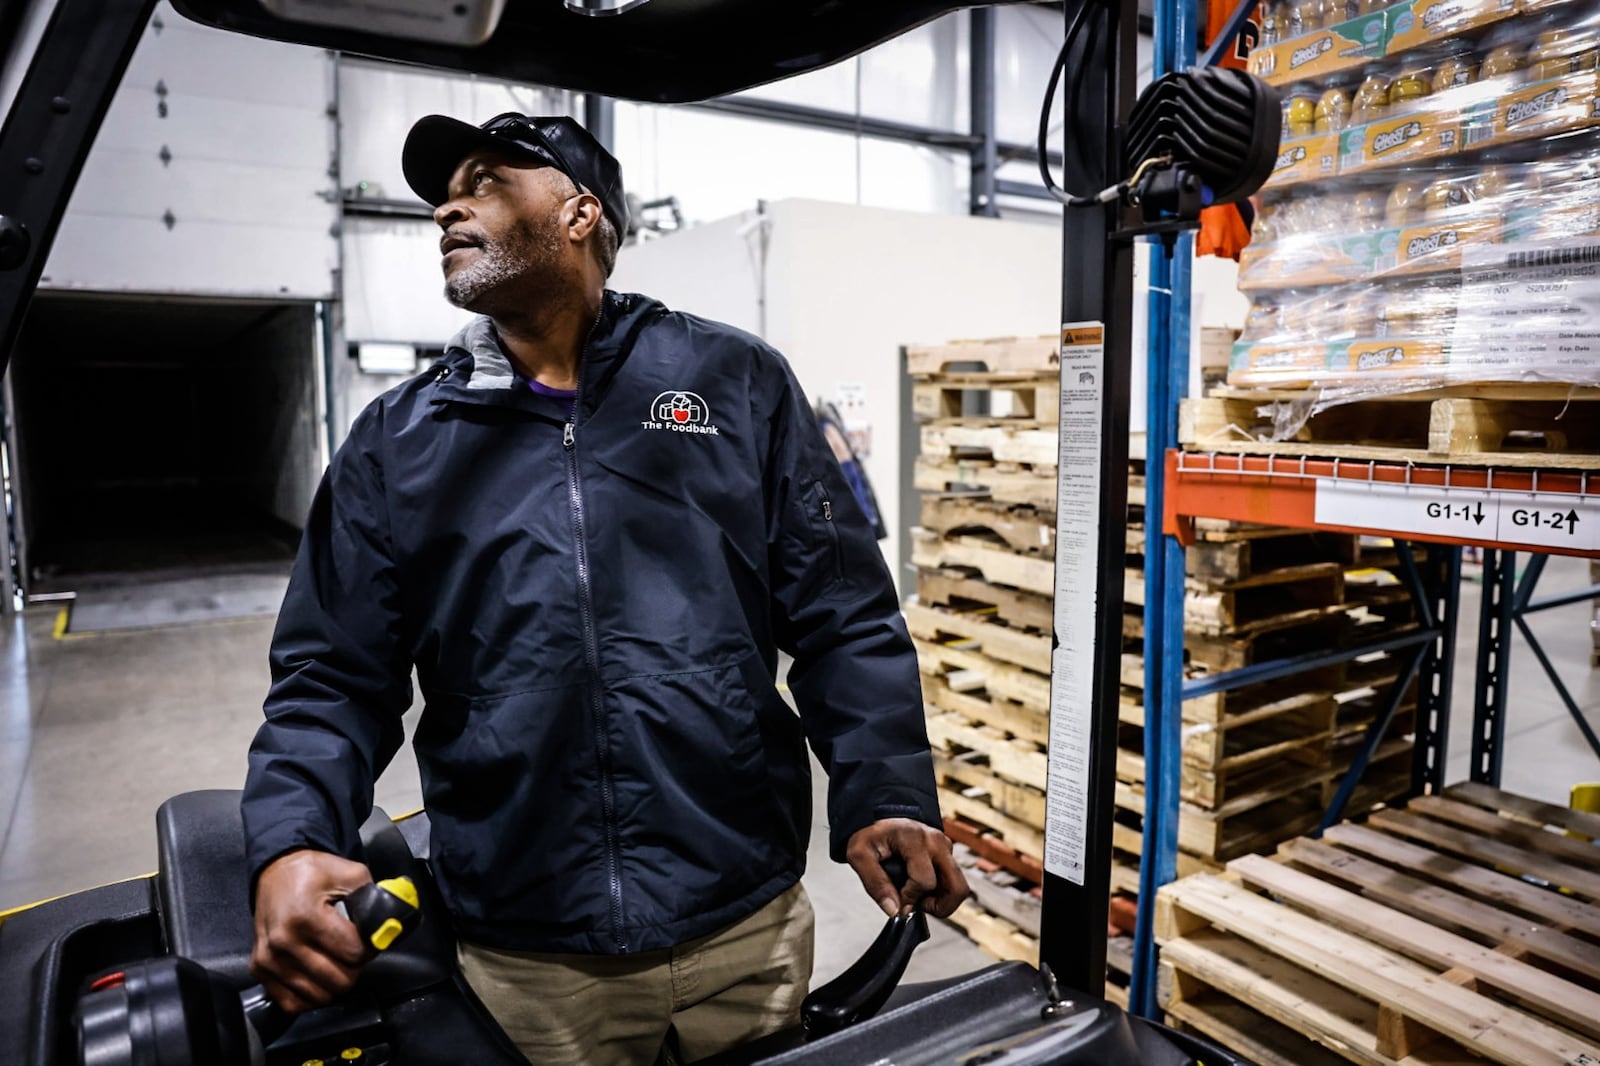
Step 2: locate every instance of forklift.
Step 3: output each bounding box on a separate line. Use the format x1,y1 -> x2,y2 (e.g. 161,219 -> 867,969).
0,2 -> 1279,1062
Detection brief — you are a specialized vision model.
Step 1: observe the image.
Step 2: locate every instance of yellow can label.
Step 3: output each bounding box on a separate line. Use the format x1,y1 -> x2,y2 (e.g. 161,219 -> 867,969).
1477,71 -> 1600,149
1250,12 -> 1387,86
1341,108 -> 1462,174
1264,133 -> 1341,189
1392,217 -> 1502,275
1385,0 -> 1516,54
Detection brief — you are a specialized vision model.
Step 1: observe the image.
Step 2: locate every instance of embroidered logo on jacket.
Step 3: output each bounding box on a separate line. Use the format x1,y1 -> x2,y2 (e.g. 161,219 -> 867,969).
643,391 -> 720,435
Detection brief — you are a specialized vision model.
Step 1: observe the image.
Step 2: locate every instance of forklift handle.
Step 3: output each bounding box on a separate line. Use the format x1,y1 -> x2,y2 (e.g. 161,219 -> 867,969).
799,856 -> 929,1037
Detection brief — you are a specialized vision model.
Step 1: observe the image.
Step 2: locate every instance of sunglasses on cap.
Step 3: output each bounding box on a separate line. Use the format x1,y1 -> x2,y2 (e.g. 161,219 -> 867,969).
474,112 -> 587,195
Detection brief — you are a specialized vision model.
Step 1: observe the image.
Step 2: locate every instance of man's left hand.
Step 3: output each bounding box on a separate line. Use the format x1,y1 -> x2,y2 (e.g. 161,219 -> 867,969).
846,818 -> 969,919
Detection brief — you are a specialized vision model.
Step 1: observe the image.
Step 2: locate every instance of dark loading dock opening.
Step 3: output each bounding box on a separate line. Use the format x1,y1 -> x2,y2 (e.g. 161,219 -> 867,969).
7,294 -> 324,594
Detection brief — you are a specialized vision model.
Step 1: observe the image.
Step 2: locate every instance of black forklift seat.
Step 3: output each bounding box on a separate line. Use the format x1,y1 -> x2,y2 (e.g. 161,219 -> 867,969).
152,790 -> 528,1064
154,789 -> 456,997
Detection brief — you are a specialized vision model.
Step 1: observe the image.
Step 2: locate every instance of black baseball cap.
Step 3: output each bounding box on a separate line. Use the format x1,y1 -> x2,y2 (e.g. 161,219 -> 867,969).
402,112 -> 629,237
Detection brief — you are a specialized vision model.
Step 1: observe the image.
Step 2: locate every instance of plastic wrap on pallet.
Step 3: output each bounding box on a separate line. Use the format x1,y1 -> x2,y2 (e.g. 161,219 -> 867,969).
1225,1 -> 1600,436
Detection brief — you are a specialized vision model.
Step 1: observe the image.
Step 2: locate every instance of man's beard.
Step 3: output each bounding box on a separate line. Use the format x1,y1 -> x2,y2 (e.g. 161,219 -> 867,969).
443,210 -> 564,312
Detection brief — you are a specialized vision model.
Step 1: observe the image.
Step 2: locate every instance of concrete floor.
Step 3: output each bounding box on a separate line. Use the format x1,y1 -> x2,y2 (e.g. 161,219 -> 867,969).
1,555 -> 1597,986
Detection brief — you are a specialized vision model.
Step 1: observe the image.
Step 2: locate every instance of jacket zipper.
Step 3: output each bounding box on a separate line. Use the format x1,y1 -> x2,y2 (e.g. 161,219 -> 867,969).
564,306 -> 627,952
820,489 -> 843,583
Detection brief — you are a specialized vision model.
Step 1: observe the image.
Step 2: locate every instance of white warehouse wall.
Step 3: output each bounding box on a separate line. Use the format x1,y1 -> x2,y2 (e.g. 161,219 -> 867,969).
610,198 -> 1062,595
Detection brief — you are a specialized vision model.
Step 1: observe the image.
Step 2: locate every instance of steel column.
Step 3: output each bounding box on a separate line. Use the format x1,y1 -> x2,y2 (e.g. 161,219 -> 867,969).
583,93 -> 615,153
1470,549 -> 1517,785
969,8 -> 999,217
1037,0 -> 1135,998
1128,0 -> 1194,1019
1412,545 -> 1462,796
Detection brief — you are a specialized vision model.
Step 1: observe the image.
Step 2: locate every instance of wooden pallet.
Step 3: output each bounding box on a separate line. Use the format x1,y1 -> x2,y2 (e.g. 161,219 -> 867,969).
916,568 -> 1053,633
943,900 -> 1040,966
1162,982 -> 1355,1066
952,842 -> 1043,938
1123,612 -> 1351,676
1332,684 -> 1419,746
913,458 -> 1059,511
1128,526 -> 1360,584
913,374 -> 1060,425
910,531 -> 1056,597
906,602 -> 1051,675
918,496 -> 1055,557
918,423 -> 1060,467
1119,658 -> 1347,729
928,716 -> 1047,793
1181,389 -> 1600,470
1121,692 -> 1340,810
1186,613 -> 1354,675
938,784 -> 1045,868
1116,747 -> 1411,863
937,754 -> 1046,840
1110,809 -> 1226,883
905,336 -> 1059,377
923,673 -> 1049,747
915,638 -> 1051,712
1156,785 -> 1600,1066
1124,563 -> 1346,639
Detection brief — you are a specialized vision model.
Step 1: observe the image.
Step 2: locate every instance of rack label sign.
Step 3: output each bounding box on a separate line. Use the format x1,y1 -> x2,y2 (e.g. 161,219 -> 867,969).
1313,479 -> 1600,551
1045,322 -> 1105,887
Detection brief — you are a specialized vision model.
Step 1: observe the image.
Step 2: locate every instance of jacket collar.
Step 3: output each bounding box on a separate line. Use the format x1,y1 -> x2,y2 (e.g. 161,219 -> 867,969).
428,290 -> 662,416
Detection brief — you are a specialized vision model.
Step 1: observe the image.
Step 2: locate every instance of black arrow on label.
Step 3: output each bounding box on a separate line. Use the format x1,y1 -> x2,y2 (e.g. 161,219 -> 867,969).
1567,509 -> 1581,530
1472,501 -> 1486,525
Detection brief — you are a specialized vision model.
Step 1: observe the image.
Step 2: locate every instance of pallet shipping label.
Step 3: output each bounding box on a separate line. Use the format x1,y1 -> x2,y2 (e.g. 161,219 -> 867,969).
1315,480 -> 1600,553
1045,322 -> 1105,886
1452,240 -> 1600,374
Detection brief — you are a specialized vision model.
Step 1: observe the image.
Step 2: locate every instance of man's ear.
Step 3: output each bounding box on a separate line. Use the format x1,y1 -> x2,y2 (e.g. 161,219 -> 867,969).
568,193 -> 603,243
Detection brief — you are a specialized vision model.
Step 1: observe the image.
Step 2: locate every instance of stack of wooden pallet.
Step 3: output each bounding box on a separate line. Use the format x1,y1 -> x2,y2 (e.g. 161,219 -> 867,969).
1156,783 -> 1600,1066
1114,527 -> 1421,892
905,335 -> 1061,972
905,336 -> 1426,991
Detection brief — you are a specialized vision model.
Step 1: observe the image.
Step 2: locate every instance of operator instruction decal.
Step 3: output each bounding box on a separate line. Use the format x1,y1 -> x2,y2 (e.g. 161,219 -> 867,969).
1045,322 -> 1105,886
1313,479 -> 1600,553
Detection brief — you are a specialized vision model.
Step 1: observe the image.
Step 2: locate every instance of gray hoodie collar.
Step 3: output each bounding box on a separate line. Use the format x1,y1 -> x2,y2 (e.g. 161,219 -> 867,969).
445,316 -> 516,390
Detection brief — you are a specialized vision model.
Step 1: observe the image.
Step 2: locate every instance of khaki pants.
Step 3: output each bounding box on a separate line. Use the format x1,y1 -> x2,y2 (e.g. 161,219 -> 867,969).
459,883 -> 815,1065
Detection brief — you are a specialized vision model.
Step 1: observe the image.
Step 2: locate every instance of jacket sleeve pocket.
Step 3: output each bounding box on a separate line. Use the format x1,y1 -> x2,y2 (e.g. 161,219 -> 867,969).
800,480 -> 845,596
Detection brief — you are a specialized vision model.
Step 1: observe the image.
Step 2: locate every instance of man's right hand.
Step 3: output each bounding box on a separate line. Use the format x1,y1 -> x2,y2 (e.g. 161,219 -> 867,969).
250,849 -> 375,1013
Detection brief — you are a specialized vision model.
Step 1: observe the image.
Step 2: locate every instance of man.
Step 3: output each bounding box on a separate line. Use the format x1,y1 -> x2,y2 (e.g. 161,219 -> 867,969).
242,112 -> 967,1065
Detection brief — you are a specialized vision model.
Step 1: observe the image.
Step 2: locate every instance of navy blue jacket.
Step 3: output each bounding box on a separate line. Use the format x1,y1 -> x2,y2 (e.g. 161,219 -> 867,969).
241,291 -> 940,954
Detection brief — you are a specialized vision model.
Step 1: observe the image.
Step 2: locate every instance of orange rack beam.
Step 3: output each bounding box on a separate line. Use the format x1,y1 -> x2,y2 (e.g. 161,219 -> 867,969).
1163,450 -> 1600,559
